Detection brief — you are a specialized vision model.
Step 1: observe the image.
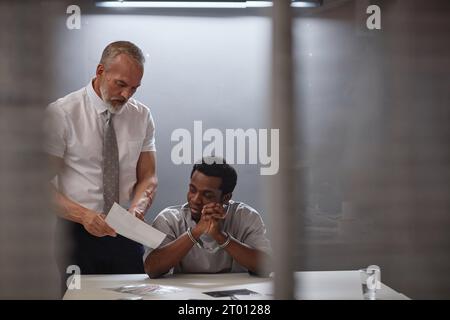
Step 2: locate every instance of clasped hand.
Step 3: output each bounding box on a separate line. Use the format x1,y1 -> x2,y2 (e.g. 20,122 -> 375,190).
195,203 -> 226,238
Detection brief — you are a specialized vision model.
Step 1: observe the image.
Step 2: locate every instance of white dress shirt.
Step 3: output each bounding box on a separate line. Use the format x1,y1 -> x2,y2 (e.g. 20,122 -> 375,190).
45,80 -> 156,213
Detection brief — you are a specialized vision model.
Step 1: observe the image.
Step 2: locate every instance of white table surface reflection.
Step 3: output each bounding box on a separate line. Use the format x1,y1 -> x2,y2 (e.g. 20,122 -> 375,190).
63,270 -> 409,300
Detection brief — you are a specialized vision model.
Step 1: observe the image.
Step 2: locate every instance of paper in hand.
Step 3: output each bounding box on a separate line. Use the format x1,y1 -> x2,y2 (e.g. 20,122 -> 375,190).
105,203 -> 166,248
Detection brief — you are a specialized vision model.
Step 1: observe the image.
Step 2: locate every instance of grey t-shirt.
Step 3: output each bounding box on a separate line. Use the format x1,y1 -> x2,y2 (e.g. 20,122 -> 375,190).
144,200 -> 271,275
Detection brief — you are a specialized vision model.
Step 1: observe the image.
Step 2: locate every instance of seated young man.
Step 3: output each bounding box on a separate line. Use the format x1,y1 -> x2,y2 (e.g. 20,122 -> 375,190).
144,157 -> 272,278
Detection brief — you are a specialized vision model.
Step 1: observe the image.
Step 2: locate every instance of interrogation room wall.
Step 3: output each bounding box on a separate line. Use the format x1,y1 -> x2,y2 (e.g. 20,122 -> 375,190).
41,0 -> 450,299
1,0 -> 449,299
49,2 -> 273,226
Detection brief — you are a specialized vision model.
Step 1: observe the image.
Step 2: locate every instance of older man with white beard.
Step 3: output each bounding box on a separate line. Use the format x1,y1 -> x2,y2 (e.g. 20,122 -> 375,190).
45,41 -> 157,280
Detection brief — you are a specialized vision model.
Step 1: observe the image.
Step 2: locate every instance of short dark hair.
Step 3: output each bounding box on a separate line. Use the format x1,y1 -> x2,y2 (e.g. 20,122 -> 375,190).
190,157 -> 237,195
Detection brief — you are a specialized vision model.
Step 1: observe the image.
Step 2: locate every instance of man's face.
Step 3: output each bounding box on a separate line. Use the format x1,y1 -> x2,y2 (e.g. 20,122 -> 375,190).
97,53 -> 143,112
187,170 -> 223,222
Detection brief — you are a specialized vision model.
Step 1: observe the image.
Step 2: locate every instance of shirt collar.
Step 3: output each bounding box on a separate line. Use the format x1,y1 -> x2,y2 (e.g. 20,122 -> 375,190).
86,79 -> 127,116
86,79 -> 108,115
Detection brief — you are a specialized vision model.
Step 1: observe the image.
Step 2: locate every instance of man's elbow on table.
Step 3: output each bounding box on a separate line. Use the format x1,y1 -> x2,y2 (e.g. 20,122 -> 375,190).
145,270 -> 163,279
144,252 -> 166,279
251,251 -> 273,277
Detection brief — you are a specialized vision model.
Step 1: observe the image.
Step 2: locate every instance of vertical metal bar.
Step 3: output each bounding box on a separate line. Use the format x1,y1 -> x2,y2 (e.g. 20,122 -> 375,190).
271,0 -> 296,300
0,0 -> 59,299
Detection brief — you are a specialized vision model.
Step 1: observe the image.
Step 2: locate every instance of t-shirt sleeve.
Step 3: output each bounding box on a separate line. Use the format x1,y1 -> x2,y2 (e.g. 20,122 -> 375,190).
240,210 -> 272,255
142,210 -> 178,271
43,103 -> 67,158
141,109 -> 156,152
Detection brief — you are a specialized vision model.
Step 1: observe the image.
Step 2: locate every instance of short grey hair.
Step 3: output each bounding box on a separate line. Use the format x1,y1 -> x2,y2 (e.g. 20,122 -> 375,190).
100,41 -> 145,69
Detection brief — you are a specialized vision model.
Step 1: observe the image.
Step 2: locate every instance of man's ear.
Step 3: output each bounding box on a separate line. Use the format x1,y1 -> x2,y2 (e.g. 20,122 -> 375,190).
96,64 -> 105,77
222,193 -> 232,204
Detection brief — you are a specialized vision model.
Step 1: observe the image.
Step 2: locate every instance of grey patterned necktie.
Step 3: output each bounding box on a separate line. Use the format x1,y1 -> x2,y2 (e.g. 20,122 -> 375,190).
103,111 -> 119,214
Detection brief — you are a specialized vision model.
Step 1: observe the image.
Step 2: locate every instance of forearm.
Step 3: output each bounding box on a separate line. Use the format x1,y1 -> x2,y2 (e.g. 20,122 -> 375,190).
215,232 -> 269,275
144,233 -> 194,278
51,185 -> 116,237
131,151 -> 157,210
130,174 -> 158,209
51,185 -> 89,224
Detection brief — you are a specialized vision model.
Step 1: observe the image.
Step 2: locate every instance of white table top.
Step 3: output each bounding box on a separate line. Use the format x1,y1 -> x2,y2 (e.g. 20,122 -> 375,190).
63,270 -> 409,300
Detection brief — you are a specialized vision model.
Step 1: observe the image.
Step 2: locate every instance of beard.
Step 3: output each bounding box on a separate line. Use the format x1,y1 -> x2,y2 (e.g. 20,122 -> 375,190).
99,82 -> 127,114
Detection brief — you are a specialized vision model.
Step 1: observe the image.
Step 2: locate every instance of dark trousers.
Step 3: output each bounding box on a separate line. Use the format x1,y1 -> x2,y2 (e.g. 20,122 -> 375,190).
56,218 -> 144,295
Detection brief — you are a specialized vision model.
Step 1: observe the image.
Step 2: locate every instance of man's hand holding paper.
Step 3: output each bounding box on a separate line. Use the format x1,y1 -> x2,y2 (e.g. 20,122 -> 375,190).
106,203 -> 166,248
